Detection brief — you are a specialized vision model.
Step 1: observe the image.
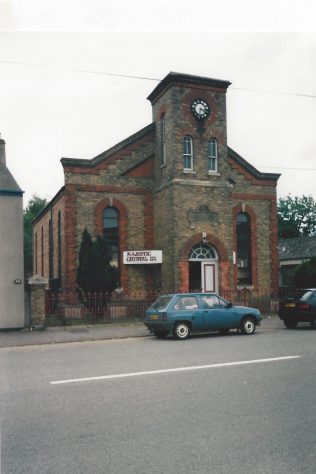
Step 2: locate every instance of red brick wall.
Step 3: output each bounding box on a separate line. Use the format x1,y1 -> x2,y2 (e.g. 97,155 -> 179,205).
32,192 -> 65,285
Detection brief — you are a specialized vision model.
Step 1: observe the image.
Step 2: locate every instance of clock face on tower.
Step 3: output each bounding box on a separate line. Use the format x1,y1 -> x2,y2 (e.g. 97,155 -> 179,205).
190,98 -> 210,120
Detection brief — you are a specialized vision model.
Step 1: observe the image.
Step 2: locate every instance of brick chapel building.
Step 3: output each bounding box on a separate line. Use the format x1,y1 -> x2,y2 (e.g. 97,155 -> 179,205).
33,72 -> 280,297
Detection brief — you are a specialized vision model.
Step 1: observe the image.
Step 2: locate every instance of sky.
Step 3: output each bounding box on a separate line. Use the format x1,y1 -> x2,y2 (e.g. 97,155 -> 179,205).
0,1 -> 316,206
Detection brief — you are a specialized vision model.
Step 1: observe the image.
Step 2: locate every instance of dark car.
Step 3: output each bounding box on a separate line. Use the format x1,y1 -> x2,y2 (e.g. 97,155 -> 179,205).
144,293 -> 261,340
278,288 -> 316,329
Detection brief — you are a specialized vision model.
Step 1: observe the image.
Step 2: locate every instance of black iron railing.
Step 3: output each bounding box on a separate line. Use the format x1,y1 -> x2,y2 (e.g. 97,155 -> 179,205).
45,288 -> 280,327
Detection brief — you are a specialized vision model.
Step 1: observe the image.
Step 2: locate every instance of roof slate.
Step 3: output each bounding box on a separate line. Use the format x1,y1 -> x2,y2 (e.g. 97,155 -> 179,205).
0,162 -> 23,194
278,236 -> 316,260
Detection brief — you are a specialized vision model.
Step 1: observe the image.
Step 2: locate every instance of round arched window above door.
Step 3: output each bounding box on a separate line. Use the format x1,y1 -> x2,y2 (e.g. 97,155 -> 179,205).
189,243 -> 217,260
188,243 -> 218,292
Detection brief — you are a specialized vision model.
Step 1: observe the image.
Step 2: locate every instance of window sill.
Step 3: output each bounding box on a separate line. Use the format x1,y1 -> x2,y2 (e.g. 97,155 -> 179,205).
236,285 -> 254,290
183,170 -> 196,175
208,171 -> 220,176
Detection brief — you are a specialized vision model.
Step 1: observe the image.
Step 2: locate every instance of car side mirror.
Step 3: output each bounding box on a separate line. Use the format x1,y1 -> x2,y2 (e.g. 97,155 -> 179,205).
226,302 -> 232,308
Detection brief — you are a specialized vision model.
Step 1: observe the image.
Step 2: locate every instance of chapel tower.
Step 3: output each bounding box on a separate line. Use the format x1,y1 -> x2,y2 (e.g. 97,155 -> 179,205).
147,72 -> 232,291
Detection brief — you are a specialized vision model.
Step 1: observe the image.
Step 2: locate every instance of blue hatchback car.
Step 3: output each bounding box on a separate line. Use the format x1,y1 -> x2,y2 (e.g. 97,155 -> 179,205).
144,293 -> 261,340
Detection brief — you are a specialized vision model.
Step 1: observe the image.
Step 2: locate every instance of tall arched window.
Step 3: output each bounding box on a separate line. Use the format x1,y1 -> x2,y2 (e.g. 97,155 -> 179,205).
236,212 -> 252,285
183,136 -> 193,171
103,207 -> 119,268
34,231 -> 38,274
41,226 -> 44,276
208,138 -> 218,172
160,114 -> 166,166
49,219 -> 53,280
57,211 -> 62,283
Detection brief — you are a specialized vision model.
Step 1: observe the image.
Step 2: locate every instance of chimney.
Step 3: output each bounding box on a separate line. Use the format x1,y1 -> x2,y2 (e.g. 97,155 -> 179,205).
0,133 -> 6,166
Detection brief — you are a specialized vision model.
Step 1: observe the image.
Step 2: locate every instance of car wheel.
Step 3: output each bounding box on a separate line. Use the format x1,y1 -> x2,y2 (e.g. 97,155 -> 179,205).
240,317 -> 256,335
153,330 -> 169,338
284,320 -> 297,329
173,322 -> 190,340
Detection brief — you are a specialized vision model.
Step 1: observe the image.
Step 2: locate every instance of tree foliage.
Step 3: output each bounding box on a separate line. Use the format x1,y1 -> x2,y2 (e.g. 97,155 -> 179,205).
77,228 -> 118,294
293,256 -> 316,288
24,195 -> 48,277
278,195 -> 316,238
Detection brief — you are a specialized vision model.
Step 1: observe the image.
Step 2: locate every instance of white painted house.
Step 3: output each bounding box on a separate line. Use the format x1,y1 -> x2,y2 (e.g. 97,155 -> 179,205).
0,135 -> 25,328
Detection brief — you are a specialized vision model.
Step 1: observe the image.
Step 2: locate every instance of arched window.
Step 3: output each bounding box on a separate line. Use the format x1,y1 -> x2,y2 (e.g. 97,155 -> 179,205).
41,226 -> 44,276
208,138 -> 218,172
49,219 -> 53,280
236,212 -> 252,285
103,207 -> 119,268
34,231 -> 38,274
57,211 -> 62,283
183,136 -> 193,171
189,244 -> 217,260
160,114 -> 166,166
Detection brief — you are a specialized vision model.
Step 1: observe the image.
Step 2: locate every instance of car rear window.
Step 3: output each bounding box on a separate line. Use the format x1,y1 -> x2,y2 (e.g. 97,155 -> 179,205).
282,290 -> 310,301
150,296 -> 173,311
301,291 -> 314,301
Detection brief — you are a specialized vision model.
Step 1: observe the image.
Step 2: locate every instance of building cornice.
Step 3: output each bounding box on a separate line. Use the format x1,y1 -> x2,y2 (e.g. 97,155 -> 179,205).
147,71 -> 231,104
153,178 -> 233,194
61,123 -> 155,169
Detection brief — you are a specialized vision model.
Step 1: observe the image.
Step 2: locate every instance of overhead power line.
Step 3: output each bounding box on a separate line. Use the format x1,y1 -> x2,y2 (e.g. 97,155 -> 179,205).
1,59 -> 316,99
0,59 -> 160,81
261,166 -> 316,171
232,87 -> 316,99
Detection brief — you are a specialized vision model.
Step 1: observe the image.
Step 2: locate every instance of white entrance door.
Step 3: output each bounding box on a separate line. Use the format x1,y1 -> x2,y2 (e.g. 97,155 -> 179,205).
201,262 -> 218,293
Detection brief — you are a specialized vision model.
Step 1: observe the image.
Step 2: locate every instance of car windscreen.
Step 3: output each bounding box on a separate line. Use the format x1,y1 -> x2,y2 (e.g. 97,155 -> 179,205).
218,296 -> 230,306
282,290 -> 311,301
150,296 -> 173,311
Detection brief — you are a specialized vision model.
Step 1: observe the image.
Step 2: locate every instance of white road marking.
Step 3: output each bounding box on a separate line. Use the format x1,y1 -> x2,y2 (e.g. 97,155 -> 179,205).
50,355 -> 300,385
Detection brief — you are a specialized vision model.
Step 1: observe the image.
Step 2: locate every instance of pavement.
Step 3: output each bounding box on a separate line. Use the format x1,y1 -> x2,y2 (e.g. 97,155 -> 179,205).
0,322 -> 150,348
0,315 -> 281,348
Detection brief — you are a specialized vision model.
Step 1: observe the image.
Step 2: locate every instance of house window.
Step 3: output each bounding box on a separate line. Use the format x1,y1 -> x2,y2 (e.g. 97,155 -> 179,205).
160,114 -> 166,166
103,207 -> 119,268
236,212 -> 252,285
208,138 -> 218,172
183,136 -> 193,170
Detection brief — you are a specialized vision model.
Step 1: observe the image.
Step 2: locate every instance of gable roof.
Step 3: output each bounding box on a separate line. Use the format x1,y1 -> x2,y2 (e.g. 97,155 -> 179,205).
279,236 -> 316,261
0,163 -> 23,195
228,147 -> 280,182
0,139 -> 23,196
61,123 -> 155,169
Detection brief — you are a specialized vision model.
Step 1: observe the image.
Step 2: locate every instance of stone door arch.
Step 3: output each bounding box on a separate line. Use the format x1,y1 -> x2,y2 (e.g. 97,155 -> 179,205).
189,243 -> 218,292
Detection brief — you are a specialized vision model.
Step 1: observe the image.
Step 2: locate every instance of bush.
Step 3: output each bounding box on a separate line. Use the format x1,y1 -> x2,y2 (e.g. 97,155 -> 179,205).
77,228 -> 118,294
293,257 -> 316,287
